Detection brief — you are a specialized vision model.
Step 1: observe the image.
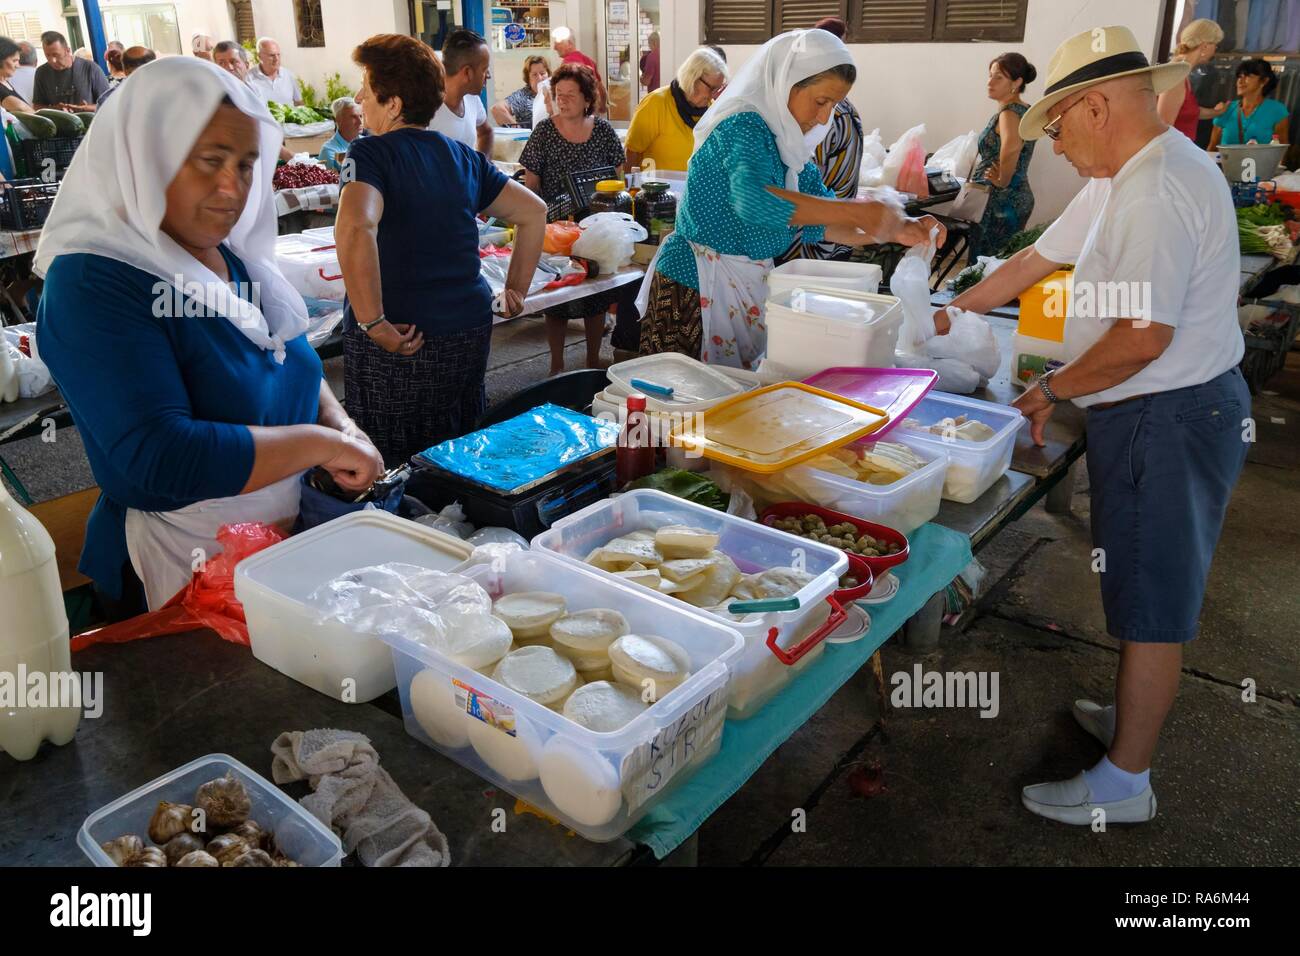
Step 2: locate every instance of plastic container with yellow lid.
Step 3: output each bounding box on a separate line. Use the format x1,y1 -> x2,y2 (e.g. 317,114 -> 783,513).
669,381 -> 889,473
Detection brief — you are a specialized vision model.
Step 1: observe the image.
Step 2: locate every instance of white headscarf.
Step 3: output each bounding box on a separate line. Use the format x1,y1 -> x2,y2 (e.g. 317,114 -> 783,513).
692,29 -> 853,190
34,56 -> 308,363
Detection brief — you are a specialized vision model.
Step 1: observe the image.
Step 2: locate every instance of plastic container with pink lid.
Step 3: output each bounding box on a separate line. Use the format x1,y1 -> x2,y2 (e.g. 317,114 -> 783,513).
801,366 -> 939,441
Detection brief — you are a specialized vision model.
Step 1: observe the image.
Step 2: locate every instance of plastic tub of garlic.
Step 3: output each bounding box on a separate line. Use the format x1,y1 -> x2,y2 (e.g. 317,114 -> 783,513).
78,754 -> 343,867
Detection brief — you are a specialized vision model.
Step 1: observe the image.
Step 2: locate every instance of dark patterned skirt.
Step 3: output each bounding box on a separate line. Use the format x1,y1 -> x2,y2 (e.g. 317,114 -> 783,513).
637,270 -> 702,360
344,322 -> 492,467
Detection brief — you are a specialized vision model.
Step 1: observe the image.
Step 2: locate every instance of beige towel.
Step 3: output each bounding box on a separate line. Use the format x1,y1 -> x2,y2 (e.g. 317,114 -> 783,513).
271,728 -> 450,867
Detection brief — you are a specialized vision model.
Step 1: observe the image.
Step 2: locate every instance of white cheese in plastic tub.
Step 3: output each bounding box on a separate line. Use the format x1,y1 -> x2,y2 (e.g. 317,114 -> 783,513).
765,288 -> 903,380
893,391 -> 1026,503
78,754 -> 343,866
531,489 -> 848,719
234,511 -> 474,703
766,259 -> 883,297
380,550 -> 744,842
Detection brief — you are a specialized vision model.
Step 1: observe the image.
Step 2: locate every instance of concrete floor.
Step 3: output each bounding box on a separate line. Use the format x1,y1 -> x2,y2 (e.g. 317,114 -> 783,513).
4,324 -> 1297,867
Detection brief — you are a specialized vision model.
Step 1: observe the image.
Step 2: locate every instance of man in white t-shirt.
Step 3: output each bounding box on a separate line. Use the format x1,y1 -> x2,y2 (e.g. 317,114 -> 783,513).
12,42 -> 37,104
248,36 -> 302,106
942,26 -> 1249,826
429,28 -> 494,158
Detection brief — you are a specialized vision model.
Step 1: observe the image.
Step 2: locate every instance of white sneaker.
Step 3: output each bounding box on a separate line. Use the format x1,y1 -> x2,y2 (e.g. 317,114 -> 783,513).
1073,699 -> 1115,748
1021,772 -> 1157,825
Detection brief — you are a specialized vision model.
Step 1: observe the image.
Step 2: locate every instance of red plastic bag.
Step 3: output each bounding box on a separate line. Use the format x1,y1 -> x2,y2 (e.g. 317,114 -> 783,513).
70,522 -> 287,653
896,140 -> 929,198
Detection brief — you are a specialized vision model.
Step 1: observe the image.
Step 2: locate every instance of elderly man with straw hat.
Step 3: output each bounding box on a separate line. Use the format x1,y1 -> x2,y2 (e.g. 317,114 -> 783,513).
943,26 -> 1249,825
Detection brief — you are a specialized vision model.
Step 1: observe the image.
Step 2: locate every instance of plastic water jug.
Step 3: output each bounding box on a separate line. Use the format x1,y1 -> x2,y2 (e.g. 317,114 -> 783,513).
0,481 -> 81,760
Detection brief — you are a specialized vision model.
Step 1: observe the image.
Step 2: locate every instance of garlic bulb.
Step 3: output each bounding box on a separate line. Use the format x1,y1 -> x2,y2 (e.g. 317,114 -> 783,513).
272,856 -> 302,867
101,835 -> 144,866
205,833 -> 248,866
162,832 -> 205,866
148,801 -> 195,844
175,850 -> 219,868
124,846 -> 167,867
194,771 -> 251,828
230,820 -> 267,850
226,848 -> 273,867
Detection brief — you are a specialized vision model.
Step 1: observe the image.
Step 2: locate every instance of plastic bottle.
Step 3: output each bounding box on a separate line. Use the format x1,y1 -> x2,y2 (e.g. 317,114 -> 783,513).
616,393 -> 656,487
0,481 -> 82,761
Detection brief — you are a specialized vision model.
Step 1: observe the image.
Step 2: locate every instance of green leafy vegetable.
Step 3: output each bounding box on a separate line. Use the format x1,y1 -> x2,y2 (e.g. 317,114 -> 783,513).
994,222 -> 1050,258
628,469 -> 730,511
325,72 -> 352,104
951,262 -> 986,293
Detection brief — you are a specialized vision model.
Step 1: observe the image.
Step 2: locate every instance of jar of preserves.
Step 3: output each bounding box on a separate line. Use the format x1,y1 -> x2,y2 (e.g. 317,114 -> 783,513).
588,179 -> 632,217
637,181 -> 677,245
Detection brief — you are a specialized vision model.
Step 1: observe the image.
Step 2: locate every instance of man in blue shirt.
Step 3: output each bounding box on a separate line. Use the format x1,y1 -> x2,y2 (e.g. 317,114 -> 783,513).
319,95 -> 363,172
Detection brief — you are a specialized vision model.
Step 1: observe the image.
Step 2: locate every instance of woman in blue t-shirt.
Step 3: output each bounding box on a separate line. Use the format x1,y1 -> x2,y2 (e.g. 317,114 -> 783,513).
36,57 -> 384,618
336,34 -> 546,466
1209,58 -> 1290,150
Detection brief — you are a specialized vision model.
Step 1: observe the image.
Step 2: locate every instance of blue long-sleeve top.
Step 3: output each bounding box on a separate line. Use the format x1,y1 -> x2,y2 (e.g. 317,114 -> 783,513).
37,248 -> 323,599
656,111 -> 832,291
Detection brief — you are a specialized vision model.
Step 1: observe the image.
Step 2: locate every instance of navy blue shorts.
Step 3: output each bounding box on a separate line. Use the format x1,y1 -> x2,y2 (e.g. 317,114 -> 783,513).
1085,367 -> 1250,644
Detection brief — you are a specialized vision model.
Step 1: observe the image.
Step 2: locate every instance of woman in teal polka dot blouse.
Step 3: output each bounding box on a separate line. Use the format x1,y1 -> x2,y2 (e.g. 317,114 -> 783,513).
636,30 -> 940,369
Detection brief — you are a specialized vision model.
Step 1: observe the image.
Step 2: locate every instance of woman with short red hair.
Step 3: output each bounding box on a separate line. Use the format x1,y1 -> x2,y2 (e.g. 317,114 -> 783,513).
336,34 -> 546,465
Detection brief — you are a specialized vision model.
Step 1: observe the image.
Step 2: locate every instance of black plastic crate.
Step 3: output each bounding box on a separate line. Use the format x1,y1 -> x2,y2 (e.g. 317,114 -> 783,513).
19,134 -> 82,181
0,177 -> 59,230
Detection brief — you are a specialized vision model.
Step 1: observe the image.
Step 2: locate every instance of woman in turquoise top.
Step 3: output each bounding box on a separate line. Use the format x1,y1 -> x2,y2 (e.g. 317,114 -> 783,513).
1209,58 -> 1290,150
972,52 -> 1037,256
636,29 -> 939,369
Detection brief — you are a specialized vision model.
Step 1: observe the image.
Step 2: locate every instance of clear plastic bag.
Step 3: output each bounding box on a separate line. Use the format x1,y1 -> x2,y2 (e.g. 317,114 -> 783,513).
414,502 -> 475,539
571,212 -> 648,274
929,131 -> 978,178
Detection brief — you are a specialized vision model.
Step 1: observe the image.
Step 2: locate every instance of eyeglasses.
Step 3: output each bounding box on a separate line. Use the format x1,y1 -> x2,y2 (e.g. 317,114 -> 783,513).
697,76 -> 724,97
1042,92 -> 1106,141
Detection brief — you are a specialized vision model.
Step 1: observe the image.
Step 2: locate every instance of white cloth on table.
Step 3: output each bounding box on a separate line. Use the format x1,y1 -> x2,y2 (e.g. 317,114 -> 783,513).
1033,128 -> 1244,409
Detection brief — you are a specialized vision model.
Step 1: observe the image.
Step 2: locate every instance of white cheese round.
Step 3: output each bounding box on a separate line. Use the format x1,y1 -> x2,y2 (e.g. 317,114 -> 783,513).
550,608 -> 629,671
539,737 -> 623,828
467,710 -> 543,781
608,634 -> 691,701
561,680 -> 649,733
492,645 -> 579,708
408,668 -> 471,749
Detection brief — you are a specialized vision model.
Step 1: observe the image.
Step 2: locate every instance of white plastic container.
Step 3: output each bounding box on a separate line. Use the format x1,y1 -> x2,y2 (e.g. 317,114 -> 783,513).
767,259 -> 883,297
274,233 -> 345,301
532,489 -> 847,718
765,288 -> 904,381
894,391 -> 1026,503
1009,331 -> 1070,390
234,510 -> 473,703
78,754 -> 343,866
301,226 -> 335,245
0,482 -> 81,760
382,551 -> 744,841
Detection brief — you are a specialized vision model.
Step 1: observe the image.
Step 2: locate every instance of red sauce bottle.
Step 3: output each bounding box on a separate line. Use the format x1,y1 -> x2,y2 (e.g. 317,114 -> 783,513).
616,393 -> 656,486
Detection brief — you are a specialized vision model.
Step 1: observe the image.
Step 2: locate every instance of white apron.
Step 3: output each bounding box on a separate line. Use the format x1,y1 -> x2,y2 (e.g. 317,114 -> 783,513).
634,242 -> 773,370
125,473 -> 302,611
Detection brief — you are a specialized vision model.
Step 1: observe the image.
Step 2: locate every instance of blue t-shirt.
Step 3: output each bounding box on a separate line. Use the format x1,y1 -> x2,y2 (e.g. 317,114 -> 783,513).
657,111 -> 831,291
1213,97 -> 1290,146
37,248 -> 323,598
343,127 -> 509,335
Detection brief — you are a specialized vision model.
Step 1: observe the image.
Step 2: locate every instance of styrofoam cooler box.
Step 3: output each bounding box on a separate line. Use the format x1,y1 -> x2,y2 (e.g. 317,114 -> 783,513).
234,511 -> 473,703
532,489 -> 848,719
301,226 -> 335,244
381,551 -> 744,842
78,754 -> 343,866
767,259 -> 883,297
274,233 -> 345,301
765,288 -> 903,381
893,391 -> 1026,503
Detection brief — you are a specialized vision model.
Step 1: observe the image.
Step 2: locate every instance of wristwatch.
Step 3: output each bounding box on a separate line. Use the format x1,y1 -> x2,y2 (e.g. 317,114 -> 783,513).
1037,370 -> 1060,404
358,314 -> 387,334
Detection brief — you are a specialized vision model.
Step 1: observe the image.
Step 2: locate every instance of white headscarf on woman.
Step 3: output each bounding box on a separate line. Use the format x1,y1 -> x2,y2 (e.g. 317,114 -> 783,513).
692,29 -> 853,190
34,56 -> 308,363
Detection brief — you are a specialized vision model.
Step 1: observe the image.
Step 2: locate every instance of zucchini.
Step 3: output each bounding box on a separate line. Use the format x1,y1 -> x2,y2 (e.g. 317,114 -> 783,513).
10,111 -> 57,139
35,109 -> 84,136
75,111 -> 94,131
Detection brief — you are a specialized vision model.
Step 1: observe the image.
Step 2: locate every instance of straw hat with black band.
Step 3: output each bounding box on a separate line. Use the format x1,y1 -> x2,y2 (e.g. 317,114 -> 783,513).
1020,25 -> 1190,141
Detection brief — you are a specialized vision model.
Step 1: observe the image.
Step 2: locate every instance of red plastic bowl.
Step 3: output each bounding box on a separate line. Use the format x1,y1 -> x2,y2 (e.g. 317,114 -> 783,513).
759,503 -> 910,589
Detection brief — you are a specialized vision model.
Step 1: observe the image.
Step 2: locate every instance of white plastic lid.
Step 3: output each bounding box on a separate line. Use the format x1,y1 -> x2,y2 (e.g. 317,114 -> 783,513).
607,353 -> 743,406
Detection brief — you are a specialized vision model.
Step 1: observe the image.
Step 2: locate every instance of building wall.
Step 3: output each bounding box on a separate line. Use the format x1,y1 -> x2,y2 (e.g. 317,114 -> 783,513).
666,0 -> 1168,224
246,0 -> 409,95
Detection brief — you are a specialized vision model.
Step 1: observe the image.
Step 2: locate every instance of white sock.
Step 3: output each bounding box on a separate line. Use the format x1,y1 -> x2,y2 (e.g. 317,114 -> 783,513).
1083,755 -> 1149,802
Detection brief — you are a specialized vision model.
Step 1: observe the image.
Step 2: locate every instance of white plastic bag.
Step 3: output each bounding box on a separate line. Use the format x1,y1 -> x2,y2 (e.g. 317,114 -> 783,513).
571,212 -> 647,273
927,308 -> 1001,380
880,124 -> 926,189
891,231 -> 940,351
532,77 -> 553,128
929,130 -> 978,177
415,501 -> 475,539
858,127 -> 886,188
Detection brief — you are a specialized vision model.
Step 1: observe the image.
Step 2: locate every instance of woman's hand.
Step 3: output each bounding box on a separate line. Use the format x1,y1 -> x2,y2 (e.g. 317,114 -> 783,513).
1212,101 -> 1228,117
933,307 -> 953,336
323,430 -> 385,492
894,214 -> 947,249
496,288 -> 527,319
367,320 -> 425,355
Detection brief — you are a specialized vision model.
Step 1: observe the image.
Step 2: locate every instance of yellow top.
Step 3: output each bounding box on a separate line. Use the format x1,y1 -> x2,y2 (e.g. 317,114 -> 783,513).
625,85 -> 696,174
595,180 -> 627,193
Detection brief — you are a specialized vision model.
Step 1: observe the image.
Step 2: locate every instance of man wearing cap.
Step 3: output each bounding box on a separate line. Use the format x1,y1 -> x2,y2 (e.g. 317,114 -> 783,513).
942,26 -> 1249,825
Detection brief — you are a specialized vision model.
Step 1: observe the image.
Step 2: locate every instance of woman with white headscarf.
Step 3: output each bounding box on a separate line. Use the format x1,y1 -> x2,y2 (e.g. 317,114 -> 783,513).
35,56 -> 384,618
636,29 -> 942,369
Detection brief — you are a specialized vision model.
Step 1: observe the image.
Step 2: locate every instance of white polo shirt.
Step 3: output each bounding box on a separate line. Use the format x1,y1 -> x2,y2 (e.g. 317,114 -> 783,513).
429,92 -> 486,150
248,65 -> 299,105
1034,128 -> 1244,408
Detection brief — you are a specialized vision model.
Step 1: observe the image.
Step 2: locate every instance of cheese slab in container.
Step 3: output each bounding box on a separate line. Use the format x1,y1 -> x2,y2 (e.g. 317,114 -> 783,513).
668,381 -> 889,474
379,550 -> 744,842
893,391 -> 1025,503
